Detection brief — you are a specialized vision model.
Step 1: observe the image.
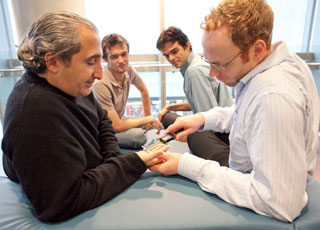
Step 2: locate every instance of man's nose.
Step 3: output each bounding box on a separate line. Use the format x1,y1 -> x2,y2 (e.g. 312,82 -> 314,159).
209,65 -> 220,77
94,63 -> 103,80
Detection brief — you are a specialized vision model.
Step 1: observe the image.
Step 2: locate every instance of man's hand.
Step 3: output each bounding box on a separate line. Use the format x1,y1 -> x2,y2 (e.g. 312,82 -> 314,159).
145,116 -> 162,134
136,144 -> 169,167
143,123 -> 153,131
158,106 -> 169,123
149,152 -> 182,176
165,113 -> 205,141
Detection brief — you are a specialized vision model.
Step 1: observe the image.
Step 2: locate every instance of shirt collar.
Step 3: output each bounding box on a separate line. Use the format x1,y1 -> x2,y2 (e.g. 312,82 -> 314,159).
104,66 -> 129,88
239,41 -> 288,86
180,51 -> 195,76
235,41 -> 289,102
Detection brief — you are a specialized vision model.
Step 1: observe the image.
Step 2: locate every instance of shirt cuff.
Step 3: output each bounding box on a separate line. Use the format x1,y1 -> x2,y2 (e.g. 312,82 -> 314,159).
178,152 -> 207,181
199,111 -> 212,130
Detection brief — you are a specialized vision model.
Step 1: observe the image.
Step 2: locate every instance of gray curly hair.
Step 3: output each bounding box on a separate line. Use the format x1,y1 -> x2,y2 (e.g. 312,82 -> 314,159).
17,11 -> 98,74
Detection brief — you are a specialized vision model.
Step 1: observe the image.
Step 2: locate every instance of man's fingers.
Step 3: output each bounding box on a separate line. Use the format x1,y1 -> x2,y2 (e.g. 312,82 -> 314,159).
147,144 -> 169,152
165,123 -> 180,135
146,158 -> 164,166
149,163 -> 160,172
144,145 -> 169,161
175,129 -> 191,140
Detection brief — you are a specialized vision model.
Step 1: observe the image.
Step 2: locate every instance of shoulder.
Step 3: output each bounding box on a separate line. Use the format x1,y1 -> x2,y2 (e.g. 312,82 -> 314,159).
92,68 -> 114,93
185,63 -> 211,85
185,56 -> 210,79
127,65 -> 141,83
5,81 -> 80,136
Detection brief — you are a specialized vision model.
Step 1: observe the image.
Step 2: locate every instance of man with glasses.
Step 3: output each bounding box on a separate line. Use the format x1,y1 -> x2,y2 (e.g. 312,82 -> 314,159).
92,34 -> 161,149
202,52 -> 242,71
150,0 -> 320,222
156,26 -> 234,166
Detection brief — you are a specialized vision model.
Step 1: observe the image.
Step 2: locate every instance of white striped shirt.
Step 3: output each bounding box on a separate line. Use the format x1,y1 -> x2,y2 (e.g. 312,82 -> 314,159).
178,42 -> 320,222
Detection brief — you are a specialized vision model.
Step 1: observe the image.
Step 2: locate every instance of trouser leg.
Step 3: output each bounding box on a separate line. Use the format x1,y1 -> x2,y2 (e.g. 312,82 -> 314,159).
116,128 -> 147,150
161,112 -> 180,129
187,131 -> 230,166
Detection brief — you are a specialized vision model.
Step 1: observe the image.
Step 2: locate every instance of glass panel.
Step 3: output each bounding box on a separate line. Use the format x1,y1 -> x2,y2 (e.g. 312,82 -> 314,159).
164,0 -> 220,54
85,0 -> 160,54
268,0 -> 309,52
0,75 -> 21,140
127,71 -> 161,118
164,0 -> 309,53
127,69 -> 192,118
312,69 -> 320,98
165,71 -> 191,116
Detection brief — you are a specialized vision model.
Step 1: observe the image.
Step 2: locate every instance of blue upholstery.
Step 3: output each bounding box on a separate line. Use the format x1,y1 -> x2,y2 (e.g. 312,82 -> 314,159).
1,131 -> 320,229
0,173 -> 320,230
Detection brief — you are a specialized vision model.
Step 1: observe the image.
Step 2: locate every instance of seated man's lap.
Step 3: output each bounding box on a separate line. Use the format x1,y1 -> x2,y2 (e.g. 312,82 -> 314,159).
116,128 -> 147,150
187,131 -> 230,166
162,112 -> 230,166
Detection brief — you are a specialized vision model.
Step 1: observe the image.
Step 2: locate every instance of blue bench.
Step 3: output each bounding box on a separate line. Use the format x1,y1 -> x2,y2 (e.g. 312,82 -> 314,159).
0,172 -> 320,230
1,130 -> 319,229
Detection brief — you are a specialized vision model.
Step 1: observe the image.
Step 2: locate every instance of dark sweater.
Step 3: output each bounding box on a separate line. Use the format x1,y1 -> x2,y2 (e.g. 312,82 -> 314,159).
2,71 -> 147,223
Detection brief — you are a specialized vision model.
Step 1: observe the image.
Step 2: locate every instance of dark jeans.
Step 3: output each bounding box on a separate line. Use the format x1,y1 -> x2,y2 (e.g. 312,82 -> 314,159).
187,131 -> 230,167
162,112 -> 230,166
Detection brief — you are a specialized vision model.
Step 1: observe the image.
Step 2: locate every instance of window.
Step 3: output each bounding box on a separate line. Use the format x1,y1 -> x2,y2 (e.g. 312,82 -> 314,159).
86,0 -> 315,116
164,0 -> 311,53
164,0 -> 219,53
269,0 -> 310,52
85,0 -> 160,54
85,0 -> 163,117
1,0 -> 319,128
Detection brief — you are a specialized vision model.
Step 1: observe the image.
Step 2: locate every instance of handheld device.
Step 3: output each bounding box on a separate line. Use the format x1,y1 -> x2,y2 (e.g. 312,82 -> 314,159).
142,130 -> 182,153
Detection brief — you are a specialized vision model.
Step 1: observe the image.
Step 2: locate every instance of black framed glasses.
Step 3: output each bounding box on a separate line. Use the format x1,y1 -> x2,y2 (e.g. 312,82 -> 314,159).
201,52 -> 242,71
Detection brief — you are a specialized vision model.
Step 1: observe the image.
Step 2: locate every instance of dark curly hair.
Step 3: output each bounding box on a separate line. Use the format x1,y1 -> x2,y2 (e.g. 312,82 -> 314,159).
156,26 -> 192,51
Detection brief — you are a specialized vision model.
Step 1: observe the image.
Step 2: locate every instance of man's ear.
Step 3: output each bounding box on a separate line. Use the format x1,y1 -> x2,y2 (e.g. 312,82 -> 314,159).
185,41 -> 191,51
44,52 -> 60,73
253,39 -> 267,63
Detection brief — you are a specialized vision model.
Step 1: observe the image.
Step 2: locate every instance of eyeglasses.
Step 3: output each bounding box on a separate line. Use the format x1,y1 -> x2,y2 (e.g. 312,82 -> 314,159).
201,52 -> 242,71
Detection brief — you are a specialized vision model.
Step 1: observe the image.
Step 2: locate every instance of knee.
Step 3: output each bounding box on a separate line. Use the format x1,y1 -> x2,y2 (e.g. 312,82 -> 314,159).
162,113 -> 179,129
131,129 -> 147,148
116,128 -> 147,150
187,131 -> 202,149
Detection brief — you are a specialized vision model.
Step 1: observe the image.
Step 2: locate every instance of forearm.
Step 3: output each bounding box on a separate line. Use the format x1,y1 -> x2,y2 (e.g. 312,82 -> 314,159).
178,152 -> 305,222
113,116 -> 154,132
98,109 -> 121,158
141,91 -> 151,116
200,104 -> 235,132
165,101 -> 191,112
14,133 -> 146,223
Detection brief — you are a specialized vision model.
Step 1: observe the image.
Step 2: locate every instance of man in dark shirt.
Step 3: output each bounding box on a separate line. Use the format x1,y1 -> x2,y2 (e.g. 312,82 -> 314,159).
1,11 -> 167,223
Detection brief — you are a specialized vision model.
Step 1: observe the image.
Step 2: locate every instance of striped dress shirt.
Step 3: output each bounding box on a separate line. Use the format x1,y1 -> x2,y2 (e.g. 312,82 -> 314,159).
178,42 -> 320,222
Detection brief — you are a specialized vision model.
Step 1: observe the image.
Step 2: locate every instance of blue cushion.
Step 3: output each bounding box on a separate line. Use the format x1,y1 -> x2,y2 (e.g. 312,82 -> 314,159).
0,173 -> 320,230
